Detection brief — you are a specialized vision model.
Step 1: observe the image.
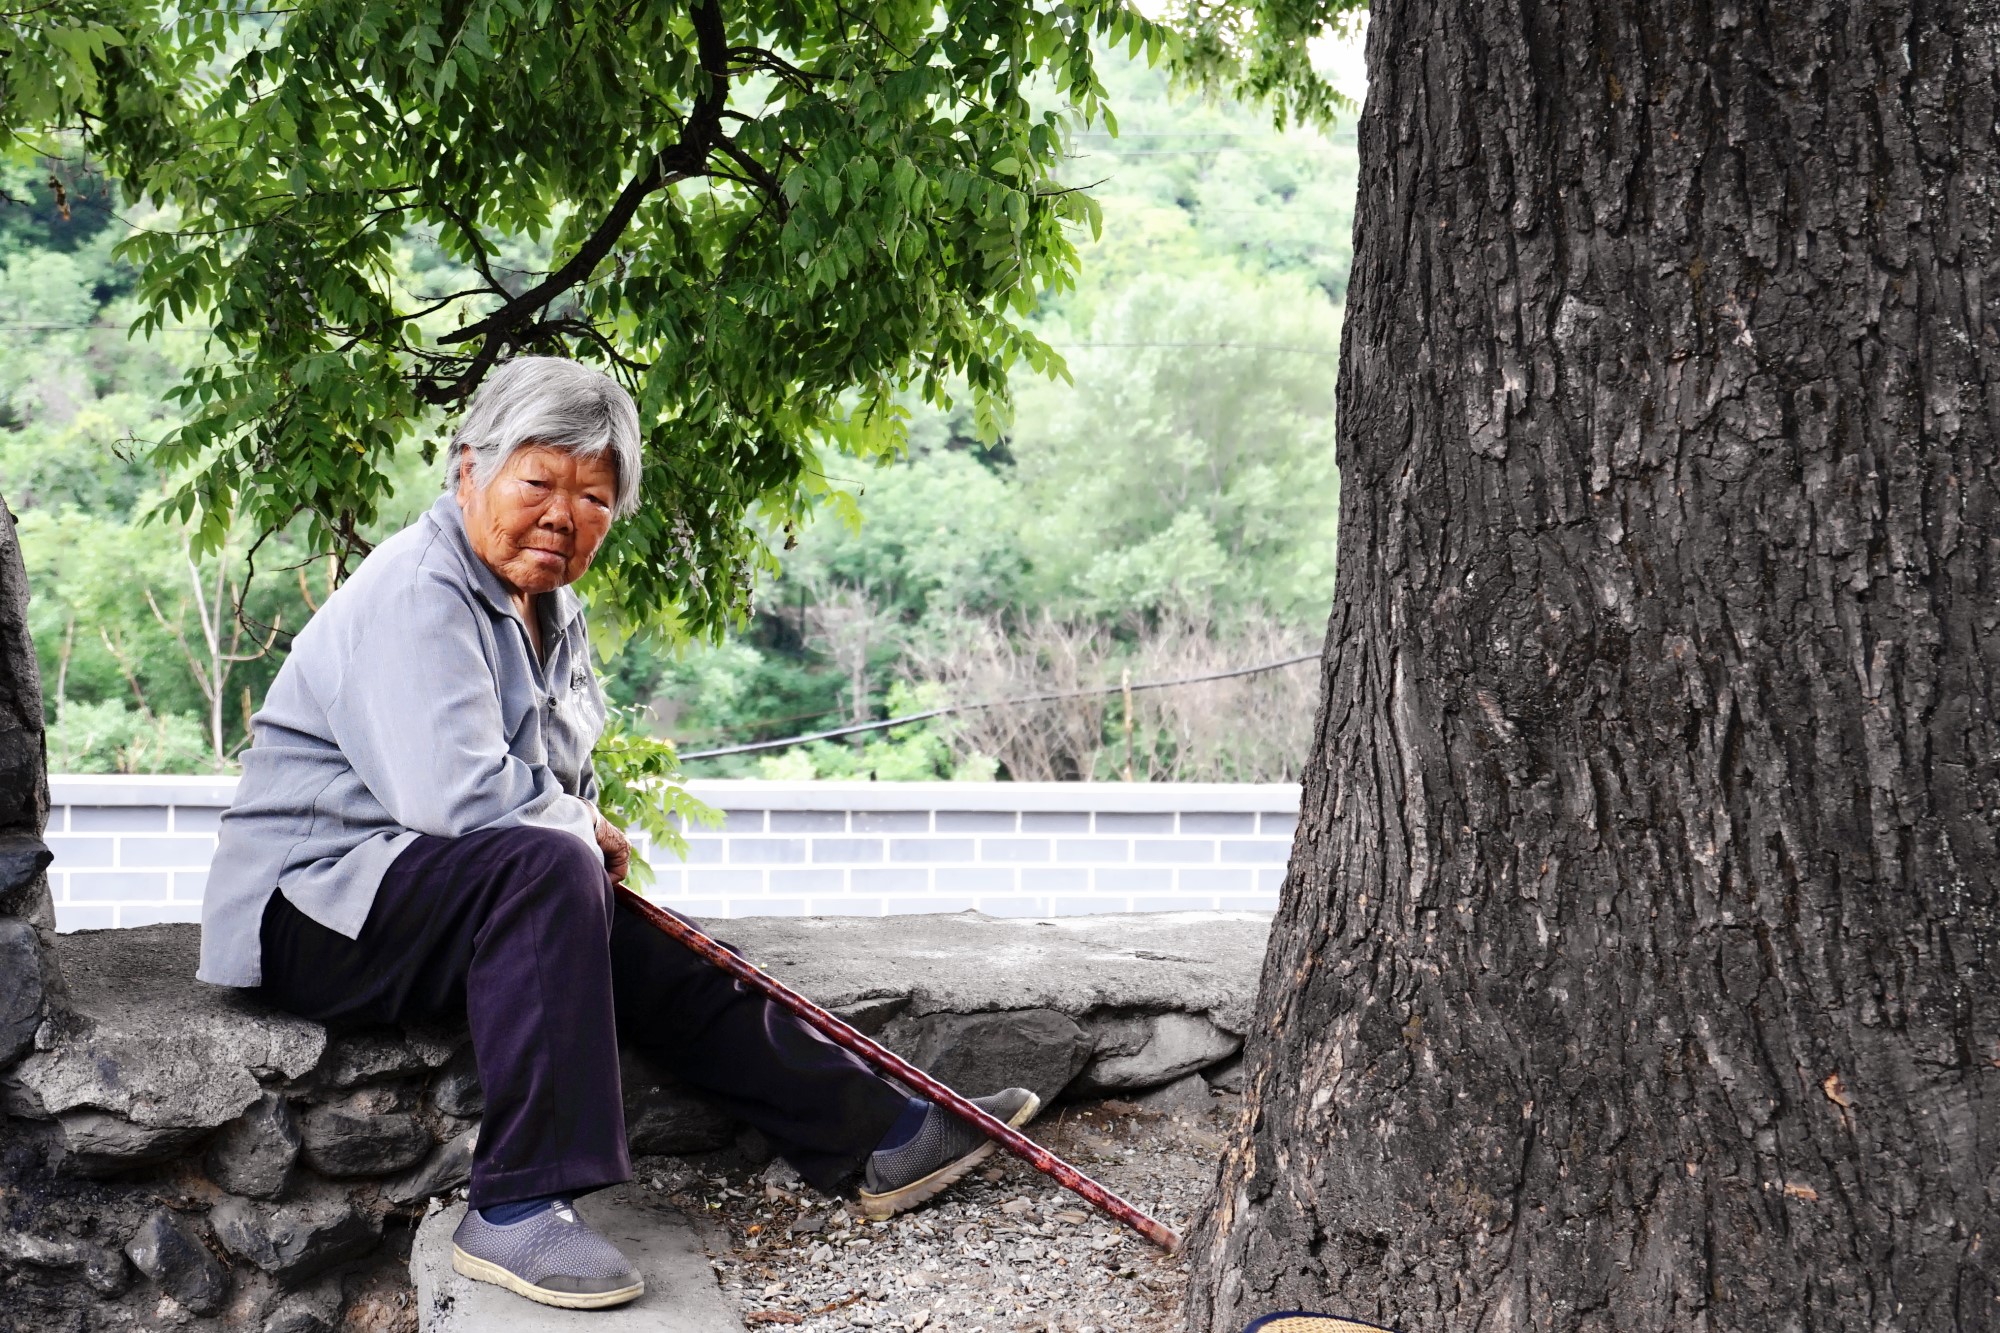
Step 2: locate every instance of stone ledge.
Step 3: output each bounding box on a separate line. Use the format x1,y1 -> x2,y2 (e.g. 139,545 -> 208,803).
722,911 -> 1268,1031
6,926 -> 328,1174
0,911 -> 1268,1330
723,912 -> 1268,1102
11,913 -> 1271,1169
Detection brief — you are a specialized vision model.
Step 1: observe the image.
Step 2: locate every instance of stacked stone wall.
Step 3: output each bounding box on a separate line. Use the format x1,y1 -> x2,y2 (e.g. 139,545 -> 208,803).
0,913 -> 1268,1331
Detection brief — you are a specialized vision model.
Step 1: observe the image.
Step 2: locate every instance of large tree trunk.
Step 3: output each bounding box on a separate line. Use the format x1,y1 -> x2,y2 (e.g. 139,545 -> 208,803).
0,493 -> 60,1069
1188,3 -> 1998,1330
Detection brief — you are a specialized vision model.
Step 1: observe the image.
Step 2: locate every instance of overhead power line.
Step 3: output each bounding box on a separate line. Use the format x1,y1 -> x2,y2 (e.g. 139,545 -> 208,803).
1049,340 -> 1335,356
0,321 -> 202,333
1074,146 -> 1343,157
679,651 -> 1320,761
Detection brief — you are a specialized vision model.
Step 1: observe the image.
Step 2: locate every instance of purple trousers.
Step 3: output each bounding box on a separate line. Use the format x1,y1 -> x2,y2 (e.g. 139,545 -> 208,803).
254,825 -> 906,1207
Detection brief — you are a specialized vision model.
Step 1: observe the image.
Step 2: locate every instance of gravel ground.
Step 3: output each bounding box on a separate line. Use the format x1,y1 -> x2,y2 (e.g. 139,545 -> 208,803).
636,1088 -> 1239,1333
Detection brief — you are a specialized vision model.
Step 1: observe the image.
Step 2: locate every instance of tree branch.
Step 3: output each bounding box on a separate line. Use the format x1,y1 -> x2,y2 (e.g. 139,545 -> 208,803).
146,585 -> 214,701
429,196 -> 514,303
714,135 -> 787,211
439,0 -> 734,352
729,45 -> 817,92
98,627 -> 155,720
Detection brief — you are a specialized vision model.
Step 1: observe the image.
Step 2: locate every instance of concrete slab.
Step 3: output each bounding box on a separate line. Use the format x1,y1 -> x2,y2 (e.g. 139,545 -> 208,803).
412,1186 -> 745,1333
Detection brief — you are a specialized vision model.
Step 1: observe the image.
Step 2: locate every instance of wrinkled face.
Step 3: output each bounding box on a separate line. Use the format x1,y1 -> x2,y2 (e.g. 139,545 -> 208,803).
456,444 -> 618,595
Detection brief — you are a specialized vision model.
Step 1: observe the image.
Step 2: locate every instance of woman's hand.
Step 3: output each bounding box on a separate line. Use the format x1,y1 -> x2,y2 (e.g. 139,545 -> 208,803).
594,814 -> 631,885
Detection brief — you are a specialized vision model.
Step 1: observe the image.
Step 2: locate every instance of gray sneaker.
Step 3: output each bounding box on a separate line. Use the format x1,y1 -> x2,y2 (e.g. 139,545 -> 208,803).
450,1201 -> 645,1310
857,1088 -> 1041,1219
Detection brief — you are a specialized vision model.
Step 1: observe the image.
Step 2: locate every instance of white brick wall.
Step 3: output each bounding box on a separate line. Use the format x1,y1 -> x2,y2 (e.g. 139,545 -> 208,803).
46,777 -> 1300,931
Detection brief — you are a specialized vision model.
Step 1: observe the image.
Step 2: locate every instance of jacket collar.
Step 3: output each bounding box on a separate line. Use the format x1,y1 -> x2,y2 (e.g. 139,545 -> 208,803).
425,492 -> 585,632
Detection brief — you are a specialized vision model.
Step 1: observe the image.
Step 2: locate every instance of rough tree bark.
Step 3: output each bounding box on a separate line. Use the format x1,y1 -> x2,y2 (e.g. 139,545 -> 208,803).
0,492 -> 61,1069
1189,3 -> 1998,1330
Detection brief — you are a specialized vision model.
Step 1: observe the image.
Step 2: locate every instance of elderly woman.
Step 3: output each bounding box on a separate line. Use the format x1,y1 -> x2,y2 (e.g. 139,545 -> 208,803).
199,357 -> 1035,1311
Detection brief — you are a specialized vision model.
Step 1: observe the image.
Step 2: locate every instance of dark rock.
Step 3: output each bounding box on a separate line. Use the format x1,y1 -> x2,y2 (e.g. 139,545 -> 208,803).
1072,1010 -> 1241,1094
0,1064 -> 44,1116
427,1047 -> 484,1118
881,1007 -> 1094,1105
207,1093 -> 302,1198
260,1277 -> 342,1333
402,1022 -> 466,1066
1135,1071 -> 1214,1116
734,1125 -> 775,1168
265,1304 -> 336,1333
0,831 -> 54,921
81,1244 -> 129,1296
624,1084 -> 735,1155
0,915 -> 46,1067
830,993 -> 911,1035
0,1229 -> 130,1296
212,1191 -> 381,1284
298,1104 -> 432,1178
125,1207 -> 229,1314
56,1110 -> 215,1177
381,1127 -> 476,1206
432,1112 -> 479,1143
621,1050 -> 735,1154
1202,1053 -> 1246,1093
0,724 -> 42,834
321,1032 -> 436,1088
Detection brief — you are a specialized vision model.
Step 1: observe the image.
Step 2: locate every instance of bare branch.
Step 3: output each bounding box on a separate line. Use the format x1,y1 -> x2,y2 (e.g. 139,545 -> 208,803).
219,586 -> 282,664
145,585 -> 214,700
98,627 -> 155,721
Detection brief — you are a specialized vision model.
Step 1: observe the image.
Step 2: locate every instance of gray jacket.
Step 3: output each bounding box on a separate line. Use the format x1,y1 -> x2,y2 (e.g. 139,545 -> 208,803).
198,493 -> 606,987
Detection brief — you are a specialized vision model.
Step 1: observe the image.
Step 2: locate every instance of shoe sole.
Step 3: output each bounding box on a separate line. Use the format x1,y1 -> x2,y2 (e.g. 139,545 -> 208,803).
451,1244 -> 646,1310
856,1092 -> 1042,1220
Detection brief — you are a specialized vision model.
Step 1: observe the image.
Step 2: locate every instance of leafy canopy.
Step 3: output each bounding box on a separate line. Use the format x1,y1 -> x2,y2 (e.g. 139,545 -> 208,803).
29,0 -> 1200,641
5,0 -> 1366,636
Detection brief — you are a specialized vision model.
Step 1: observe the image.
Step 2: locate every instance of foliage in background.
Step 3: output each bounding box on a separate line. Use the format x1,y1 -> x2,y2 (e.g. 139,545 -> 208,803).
41,0 -> 1175,646
2,23 -> 1357,787
749,681 -> 1000,782
654,54 -> 1353,780
1011,266 -> 1340,620
1168,0 -> 1366,130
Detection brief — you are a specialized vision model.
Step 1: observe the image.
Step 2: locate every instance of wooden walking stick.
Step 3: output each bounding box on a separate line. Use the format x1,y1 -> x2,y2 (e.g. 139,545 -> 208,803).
613,885 -> 1183,1254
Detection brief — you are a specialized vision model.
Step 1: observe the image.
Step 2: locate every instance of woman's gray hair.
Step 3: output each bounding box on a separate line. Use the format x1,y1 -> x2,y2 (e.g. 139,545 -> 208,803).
450,357 -> 643,517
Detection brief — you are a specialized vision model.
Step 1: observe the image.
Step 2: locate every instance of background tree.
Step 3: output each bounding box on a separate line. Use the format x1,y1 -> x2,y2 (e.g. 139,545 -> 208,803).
1187,2 -> 1999,1330
81,0 -> 1171,639
6,34 -> 1356,782
652,53 -> 1352,776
